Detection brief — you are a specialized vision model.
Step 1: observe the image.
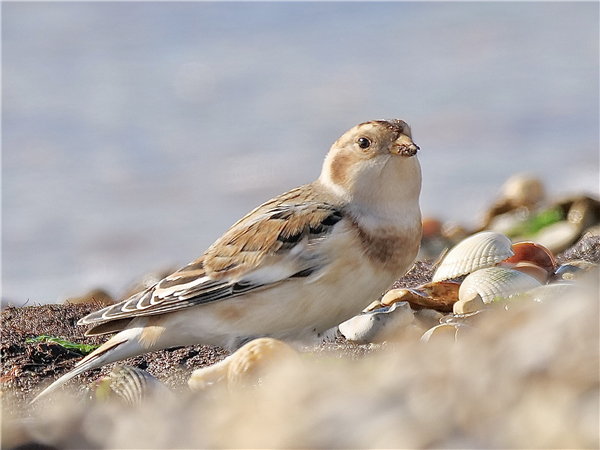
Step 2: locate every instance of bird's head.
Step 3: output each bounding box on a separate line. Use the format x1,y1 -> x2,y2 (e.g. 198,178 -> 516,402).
319,119 -> 422,219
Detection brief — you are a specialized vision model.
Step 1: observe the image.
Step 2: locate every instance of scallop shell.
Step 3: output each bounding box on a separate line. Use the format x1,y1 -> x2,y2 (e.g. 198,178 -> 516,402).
458,266 -> 542,304
432,231 -> 514,282
189,338 -> 301,394
226,338 -> 301,391
87,365 -> 168,405
188,358 -> 230,392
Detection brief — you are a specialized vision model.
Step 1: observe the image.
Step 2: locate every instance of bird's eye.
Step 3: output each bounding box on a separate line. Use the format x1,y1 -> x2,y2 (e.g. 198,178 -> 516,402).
357,137 -> 371,149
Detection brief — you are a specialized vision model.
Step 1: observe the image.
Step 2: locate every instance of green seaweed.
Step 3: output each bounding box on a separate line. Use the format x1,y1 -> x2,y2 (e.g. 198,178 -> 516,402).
505,206 -> 564,238
26,335 -> 99,355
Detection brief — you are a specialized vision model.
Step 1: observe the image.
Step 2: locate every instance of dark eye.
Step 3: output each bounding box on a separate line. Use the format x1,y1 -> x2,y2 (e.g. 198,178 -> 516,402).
357,137 -> 371,149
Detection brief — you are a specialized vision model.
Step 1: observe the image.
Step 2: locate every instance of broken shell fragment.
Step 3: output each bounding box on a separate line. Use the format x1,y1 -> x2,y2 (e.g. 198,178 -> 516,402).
363,299 -> 383,312
458,266 -> 542,305
453,293 -> 486,315
381,281 -> 460,312
420,323 -> 470,343
502,241 -> 556,272
432,231 -> 514,282
339,301 -> 415,344
499,241 -> 556,283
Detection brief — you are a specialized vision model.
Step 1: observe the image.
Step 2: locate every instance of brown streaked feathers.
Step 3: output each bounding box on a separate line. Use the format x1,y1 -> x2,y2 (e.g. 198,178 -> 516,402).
80,184 -> 344,336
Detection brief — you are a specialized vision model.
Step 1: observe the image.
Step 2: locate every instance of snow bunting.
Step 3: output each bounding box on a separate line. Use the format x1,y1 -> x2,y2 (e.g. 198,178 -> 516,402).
34,119 -> 422,401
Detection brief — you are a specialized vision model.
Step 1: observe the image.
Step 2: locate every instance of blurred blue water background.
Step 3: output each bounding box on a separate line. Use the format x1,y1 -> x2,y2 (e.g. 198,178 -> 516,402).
3,2 -> 598,306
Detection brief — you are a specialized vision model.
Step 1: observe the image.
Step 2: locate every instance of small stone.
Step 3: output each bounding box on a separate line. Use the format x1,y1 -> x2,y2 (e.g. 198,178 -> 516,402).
482,173 -> 546,229
501,173 -> 546,210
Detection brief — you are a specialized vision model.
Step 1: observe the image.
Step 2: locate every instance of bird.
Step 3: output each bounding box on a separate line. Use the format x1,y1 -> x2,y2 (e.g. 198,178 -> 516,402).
33,119 -> 422,402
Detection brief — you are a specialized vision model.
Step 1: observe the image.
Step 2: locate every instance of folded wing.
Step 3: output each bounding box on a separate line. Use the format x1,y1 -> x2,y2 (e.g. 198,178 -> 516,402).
79,186 -> 344,335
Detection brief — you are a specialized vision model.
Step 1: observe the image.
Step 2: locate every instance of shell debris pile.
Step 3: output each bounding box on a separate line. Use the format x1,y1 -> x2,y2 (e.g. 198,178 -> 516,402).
340,229 -> 597,344
419,173 -> 599,260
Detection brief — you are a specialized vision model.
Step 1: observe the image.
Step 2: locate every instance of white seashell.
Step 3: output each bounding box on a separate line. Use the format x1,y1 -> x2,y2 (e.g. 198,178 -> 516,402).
189,338 -> 301,393
339,301 -> 414,344
453,293 -> 486,314
87,365 -> 170,405
458,267 -> 542,304
432,231 -> 514,282
188,358 -> 230,392
226,338 -> 301,391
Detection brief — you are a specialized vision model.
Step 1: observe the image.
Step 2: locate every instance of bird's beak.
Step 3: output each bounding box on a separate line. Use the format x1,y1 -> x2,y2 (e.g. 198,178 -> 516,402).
390,133 -> 419,157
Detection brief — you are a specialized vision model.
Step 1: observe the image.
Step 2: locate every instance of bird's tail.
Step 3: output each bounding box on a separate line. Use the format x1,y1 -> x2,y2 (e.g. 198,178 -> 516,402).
31,328 -> 143,403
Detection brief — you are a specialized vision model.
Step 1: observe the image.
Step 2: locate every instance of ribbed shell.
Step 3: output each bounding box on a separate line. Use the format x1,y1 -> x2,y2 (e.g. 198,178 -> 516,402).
458,267 -> 541,304
108,365 -> 165,405
227,338 -> 300,390
432,231 -> 514,282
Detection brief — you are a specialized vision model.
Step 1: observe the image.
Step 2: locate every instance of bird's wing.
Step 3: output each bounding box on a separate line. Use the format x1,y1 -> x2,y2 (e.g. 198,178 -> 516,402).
79,186 -> 345,334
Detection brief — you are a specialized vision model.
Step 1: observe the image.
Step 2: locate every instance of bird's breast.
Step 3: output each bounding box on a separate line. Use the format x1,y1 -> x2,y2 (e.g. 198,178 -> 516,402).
338,213 -> 422,277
